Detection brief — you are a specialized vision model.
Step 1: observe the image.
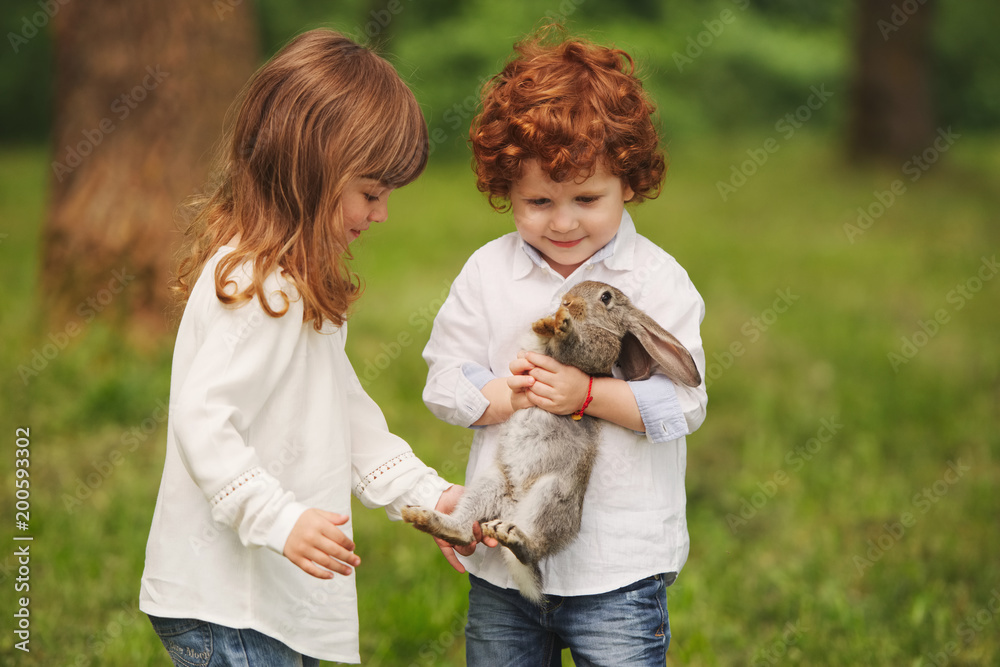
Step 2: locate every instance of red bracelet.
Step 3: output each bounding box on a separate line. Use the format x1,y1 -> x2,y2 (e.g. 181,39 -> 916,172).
571,376 -> 594,421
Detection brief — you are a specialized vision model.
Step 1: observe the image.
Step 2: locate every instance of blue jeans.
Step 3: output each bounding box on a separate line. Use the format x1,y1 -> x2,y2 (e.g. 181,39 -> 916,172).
465,574 -> 671,666
148,615 -> 319,667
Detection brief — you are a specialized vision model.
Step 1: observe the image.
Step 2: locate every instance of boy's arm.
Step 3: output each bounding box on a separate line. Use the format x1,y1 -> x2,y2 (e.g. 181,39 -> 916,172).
470,374 -> 535,425
512,352 -> 645,431
623,252 -> 708,439
422,260 -> 496,427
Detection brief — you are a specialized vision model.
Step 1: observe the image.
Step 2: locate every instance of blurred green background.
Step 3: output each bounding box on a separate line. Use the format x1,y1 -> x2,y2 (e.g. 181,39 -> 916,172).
2,0 -> 999,665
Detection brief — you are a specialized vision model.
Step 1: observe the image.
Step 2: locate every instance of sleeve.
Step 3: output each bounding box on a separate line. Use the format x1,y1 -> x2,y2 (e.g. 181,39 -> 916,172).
421,258 -> 493,427
171,283 -> 310,554
628,375 -> 688,443
344,354 -> 452,520
630,253 -> 708,441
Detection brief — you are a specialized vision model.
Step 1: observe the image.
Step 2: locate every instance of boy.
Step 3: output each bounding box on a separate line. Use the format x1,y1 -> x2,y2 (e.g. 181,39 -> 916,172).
422,28 -> 708,665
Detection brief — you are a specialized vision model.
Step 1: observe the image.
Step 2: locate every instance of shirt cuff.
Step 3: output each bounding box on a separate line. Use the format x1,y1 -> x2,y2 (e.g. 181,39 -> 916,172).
629,374 -> 689,443
456,362 -> 494,427
264,500 -> 310,555
461,362 -> 495,391
391,474 -> 454,516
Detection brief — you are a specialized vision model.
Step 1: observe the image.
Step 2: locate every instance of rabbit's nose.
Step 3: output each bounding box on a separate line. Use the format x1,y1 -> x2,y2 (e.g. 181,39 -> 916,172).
562,296 -> 586,318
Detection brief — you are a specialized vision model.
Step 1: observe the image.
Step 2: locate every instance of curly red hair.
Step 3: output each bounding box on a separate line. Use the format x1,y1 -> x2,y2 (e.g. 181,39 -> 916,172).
471,28 -> 665,211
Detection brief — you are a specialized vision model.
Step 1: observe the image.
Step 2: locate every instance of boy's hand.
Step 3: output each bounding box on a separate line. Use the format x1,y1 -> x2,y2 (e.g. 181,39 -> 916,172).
284,509 -> 361,579
517,350 -> 589,415
507,355 -> 538,412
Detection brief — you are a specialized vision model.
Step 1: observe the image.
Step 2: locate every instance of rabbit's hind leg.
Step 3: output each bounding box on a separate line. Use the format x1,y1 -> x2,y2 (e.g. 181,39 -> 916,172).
480,519 -> 531,563
481,472 -> 577,564
401,506 -> 475,545
402,470 -> 507,546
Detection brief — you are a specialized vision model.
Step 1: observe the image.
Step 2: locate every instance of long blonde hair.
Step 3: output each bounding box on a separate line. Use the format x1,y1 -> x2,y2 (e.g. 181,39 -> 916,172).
174,29 -> 428,329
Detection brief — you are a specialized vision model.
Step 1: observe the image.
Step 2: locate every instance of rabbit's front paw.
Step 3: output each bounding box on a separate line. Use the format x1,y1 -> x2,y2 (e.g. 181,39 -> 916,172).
532,306 -> 574,340
532,315 -> 557,338
553,307 -> 573,338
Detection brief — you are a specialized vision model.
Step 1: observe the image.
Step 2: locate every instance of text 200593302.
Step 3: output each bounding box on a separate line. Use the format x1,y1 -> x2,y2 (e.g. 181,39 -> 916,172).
13,427 -> 32,653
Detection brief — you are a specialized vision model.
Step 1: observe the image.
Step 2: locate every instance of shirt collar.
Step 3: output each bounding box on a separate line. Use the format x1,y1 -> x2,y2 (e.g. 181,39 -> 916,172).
512,209 -> 638,279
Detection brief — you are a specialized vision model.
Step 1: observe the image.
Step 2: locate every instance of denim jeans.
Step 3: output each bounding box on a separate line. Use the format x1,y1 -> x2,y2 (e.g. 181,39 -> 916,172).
465,573 -> 671,667
148,615 -> 319,667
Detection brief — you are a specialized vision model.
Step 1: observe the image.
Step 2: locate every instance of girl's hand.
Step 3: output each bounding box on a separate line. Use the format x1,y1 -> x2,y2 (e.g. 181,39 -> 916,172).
432,486 -> 498,573
518,351 -> 589,415
283,509 -> 361,580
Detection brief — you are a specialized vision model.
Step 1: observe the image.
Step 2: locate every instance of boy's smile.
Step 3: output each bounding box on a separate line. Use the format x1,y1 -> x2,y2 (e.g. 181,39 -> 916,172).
510,160 -> 634,278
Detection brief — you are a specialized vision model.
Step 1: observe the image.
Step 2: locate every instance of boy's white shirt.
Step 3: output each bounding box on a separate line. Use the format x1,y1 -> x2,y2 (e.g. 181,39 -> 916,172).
422,210 -> 708,596
139,246 -> 451,663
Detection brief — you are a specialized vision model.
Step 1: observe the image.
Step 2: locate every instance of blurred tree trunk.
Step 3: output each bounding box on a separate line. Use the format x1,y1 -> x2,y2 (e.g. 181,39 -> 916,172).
847,0 -> 936,163
45,0 -> 258,335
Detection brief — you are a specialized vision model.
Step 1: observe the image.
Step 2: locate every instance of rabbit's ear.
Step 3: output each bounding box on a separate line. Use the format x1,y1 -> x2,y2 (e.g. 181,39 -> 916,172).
619,313 -> 701,387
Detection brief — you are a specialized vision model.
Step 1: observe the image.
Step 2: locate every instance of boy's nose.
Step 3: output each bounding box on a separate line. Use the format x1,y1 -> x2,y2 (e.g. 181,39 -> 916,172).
549,207 -> 576,232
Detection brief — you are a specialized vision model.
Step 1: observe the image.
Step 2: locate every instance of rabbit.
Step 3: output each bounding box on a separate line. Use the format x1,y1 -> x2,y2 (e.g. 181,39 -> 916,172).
402,280 -> 701,602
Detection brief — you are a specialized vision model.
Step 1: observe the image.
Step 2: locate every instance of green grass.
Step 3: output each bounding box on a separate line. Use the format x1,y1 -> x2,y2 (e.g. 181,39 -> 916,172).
2,132 -> 998,665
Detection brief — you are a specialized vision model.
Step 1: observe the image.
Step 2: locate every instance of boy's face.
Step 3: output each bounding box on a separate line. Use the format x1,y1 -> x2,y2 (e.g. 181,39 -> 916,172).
510,160 -> 634,279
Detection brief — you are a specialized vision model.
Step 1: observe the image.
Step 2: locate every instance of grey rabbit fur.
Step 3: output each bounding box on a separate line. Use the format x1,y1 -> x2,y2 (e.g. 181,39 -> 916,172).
402,280 -> 701,602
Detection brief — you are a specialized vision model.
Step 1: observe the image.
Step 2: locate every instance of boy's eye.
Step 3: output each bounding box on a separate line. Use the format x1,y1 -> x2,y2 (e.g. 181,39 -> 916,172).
526,198 -> 550,207
576,196 -> 599,204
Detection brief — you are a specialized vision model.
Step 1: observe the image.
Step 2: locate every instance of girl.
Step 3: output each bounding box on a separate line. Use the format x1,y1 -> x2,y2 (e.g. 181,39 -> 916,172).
422,29 -> 708,665
139,29 -> 460,665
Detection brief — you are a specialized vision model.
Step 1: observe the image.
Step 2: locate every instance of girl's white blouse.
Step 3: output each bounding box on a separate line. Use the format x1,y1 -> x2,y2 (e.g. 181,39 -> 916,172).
422,211 -> 708,597
140,247 -> 450,663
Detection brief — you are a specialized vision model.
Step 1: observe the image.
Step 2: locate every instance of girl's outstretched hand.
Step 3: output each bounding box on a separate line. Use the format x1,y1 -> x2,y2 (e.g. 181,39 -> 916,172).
432,485 -> 498,573
284,509 -> 361,580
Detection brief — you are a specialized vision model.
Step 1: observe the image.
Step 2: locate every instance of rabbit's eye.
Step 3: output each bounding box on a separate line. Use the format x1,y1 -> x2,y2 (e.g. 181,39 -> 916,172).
600,291 -> 612,305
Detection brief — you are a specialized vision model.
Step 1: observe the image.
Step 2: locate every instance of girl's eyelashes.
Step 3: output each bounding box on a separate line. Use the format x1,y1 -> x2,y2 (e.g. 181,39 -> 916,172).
364,193 -> 381,202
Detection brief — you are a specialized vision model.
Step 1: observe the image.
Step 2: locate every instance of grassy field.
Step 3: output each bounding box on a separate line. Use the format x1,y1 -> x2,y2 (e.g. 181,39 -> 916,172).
1,131 -> 998,666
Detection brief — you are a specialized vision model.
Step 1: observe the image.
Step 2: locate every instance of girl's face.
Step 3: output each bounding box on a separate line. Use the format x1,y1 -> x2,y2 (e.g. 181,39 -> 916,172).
341,178 -> 394,243
510,160 -> 634,279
